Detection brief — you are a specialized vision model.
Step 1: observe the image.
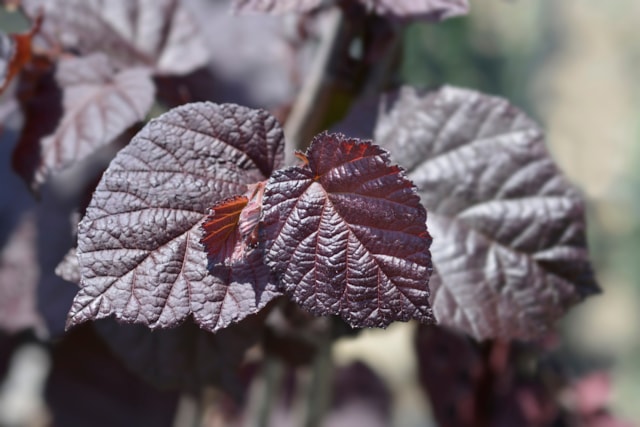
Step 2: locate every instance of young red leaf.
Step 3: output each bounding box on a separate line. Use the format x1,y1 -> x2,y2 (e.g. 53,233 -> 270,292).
371,86 -> 599,340
66,102 -> 284,333
262,132 -> 434,329
14,53 -> 155,190
201,181 -> 266,266
20,0 -> 208,75
0,14 -> 41,94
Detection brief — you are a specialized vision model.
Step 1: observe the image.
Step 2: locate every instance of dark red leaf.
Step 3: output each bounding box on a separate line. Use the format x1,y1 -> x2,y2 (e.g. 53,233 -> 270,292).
262,132 -> 433,328
0,16 -> 40,94
16,53 -> 154,190
371,86 -> 599,340
67,102 -> 284,332
20,0 -> 208,75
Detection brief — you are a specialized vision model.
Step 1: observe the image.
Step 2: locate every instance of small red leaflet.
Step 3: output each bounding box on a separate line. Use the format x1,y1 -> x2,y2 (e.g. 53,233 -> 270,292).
201,181 -> 266,265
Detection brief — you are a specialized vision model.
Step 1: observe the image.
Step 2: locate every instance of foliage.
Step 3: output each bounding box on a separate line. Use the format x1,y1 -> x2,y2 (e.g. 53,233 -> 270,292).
0,0 -> 623,426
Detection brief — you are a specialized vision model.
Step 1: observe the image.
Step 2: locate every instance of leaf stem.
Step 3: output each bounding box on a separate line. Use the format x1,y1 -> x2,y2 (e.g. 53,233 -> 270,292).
284,7 -> 347,161
256,355 -> 283,427
303,326 -> 333,427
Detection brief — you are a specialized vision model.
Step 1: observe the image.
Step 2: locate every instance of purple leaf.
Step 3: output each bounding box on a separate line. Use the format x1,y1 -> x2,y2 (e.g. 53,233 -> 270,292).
358,0 -> 469,21
94,312 -> 270,394
232,0 -> 322,14
21,0 -> 209,75
0,213 -> 43,334
373,86 -> 599,340
262,132 -> 434,328
55,247 -> 80,285
19,53 -> 154,190
67,102 -> 284,332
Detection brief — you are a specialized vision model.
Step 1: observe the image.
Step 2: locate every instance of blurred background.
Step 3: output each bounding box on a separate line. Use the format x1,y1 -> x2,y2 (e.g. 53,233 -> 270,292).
336,0 -> 640,425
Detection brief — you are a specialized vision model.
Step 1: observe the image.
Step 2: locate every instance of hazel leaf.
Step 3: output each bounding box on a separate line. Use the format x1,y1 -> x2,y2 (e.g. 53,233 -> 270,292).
262,132 -> 434,328
67,102 -> 284,332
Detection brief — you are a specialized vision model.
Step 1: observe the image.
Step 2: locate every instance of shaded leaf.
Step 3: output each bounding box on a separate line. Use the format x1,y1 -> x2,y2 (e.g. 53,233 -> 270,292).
94,312 -> 269,394
359,0 -> 469,21
414,325 -> 561,427
67,102 -> 284,332
21,0 -> 208,75
262,132 -> 433,328
46,324 -> 179,426
372,86 -> 598,339
17,53 -> 154,190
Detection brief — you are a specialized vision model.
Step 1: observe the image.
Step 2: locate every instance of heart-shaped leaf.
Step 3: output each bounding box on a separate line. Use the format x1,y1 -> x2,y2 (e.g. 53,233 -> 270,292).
20,0 -> 208,75
67,102 -> 285,332
372,86 -> 599,339
14,53 -> 154,190
262,132 -> 434,328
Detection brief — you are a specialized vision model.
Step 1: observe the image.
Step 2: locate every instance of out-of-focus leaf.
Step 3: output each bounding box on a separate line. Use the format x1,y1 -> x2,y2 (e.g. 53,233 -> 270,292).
353,85 -> 598,340
174,0 -> 309,111
262,132 -> 433,328
232,0 -> 468,21
324,361 -> 391,427
45,324 -> 179,426
94,312 -> 269,394
21,0 -> 209,75
15,53 -> 154,190
415,325 -> 561,427
0,14 -> 41,94
359,0 -> 469,21
55,247 -> 80,285
67,102 -> 284,333
0,213 -> 42,334
232,0 -> 322,14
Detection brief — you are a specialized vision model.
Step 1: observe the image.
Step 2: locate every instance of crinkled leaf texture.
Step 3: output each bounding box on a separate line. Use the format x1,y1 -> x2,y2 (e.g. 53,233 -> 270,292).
262,132 -> 434,328
21,0 -> 208,75
25,53 -> 154,190
67,102 -> 284,332
371,86 -> 599,340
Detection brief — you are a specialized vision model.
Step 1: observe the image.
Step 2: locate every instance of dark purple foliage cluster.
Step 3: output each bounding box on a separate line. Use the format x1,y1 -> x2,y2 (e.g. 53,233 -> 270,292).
0,0 -> 621,426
